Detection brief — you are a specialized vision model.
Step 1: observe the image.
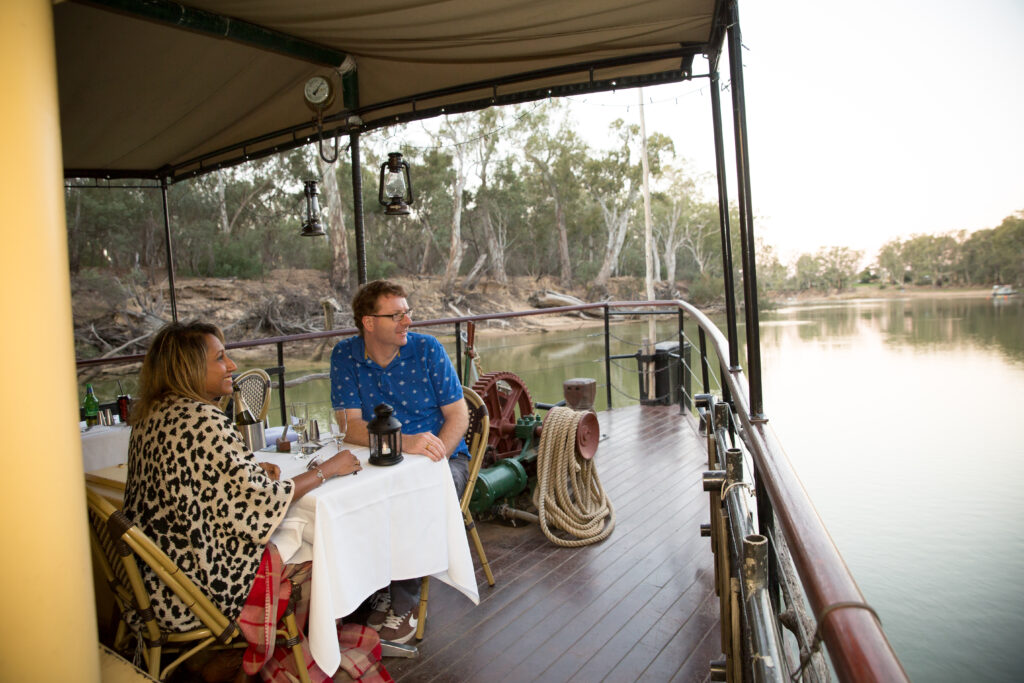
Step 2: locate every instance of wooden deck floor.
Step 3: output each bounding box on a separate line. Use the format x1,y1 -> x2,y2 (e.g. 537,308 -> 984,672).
385,403 -> 721,683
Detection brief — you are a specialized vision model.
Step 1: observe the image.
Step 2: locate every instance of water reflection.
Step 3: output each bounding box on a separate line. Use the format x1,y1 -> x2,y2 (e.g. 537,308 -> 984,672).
759,294 -> 1024,683
765,296 -> 1024,365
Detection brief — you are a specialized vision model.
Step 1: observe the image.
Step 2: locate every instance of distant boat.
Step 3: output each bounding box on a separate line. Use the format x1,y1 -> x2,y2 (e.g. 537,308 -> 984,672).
991,285 -> 1019,298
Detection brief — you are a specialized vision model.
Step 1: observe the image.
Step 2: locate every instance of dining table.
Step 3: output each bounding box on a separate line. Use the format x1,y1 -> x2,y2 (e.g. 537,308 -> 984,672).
80,423 -> 131,472
85,440 -> 481,676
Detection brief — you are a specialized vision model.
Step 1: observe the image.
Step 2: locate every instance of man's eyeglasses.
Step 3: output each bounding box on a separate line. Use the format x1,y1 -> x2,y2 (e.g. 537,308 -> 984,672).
368,309 -> 412,323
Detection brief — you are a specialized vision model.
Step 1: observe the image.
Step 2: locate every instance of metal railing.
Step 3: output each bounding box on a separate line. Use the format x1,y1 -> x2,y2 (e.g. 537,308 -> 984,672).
75,300 -> 907,681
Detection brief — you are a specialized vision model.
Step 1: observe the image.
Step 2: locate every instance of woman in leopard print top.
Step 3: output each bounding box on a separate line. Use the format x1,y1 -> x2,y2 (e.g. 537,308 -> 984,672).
124,321 -> 362,631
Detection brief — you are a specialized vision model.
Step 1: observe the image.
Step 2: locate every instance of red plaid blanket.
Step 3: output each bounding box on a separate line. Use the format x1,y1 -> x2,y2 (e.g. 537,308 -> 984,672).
238,545 -> 393,683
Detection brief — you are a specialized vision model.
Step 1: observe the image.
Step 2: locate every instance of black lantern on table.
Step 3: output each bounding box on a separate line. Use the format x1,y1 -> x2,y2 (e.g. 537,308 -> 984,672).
301,179 -> 326,236
378,152 -> 414,216
367,403 -> 403,466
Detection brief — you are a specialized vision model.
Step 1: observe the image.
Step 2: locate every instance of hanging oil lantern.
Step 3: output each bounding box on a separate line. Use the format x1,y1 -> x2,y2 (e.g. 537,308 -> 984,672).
378,152 -> 414,215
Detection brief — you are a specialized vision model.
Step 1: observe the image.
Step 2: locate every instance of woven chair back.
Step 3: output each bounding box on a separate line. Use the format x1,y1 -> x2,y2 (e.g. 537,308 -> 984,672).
461,386 -> 490,512
218,368 -> 272,421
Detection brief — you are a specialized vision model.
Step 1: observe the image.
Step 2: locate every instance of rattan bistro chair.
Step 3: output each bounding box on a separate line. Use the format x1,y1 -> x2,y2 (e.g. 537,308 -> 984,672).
414,386 -> 496,640
85,487 -> 310,682
218,368 -> 272,421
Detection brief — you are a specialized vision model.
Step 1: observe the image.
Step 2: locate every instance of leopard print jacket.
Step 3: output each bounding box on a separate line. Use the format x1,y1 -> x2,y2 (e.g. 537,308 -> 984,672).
123,395 -> 294,630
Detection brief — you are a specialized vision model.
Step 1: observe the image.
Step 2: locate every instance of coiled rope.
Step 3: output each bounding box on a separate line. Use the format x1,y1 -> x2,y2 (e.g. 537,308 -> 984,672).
533,407 -> 615,546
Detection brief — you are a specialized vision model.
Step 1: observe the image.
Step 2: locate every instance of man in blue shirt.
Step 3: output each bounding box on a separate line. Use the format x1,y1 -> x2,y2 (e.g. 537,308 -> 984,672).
331,279 -> 469,643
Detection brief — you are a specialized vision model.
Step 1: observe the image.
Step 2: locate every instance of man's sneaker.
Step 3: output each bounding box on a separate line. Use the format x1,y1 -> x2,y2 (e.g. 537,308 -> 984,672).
378,609 -> 418,644
366,590 -> 392,631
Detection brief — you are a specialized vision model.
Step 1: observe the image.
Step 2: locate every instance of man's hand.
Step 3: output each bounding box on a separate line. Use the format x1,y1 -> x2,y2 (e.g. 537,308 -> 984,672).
258,462 -> 281,481
404,432 -> 447,461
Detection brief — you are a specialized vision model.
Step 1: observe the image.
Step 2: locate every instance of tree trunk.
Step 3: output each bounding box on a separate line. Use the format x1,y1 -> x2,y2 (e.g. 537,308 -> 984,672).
217,170 -> 230,234
462,252 -> 488,290
481,207 -> 507,285
593,199 -> 633,290
554,195 -> 572,287
440,163 -> 467,293
663,245 -> 677,284
525,151 -> 573,287
417,218 -> 433,274
318,158 -> 350,291
69,187 -> 82,274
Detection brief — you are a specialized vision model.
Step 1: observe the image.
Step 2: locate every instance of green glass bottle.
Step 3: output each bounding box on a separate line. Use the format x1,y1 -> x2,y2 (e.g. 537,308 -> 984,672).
83,383 -> 100,427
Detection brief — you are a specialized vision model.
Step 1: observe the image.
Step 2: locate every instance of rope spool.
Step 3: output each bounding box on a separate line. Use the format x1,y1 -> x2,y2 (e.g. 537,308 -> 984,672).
533,407 -> 615,547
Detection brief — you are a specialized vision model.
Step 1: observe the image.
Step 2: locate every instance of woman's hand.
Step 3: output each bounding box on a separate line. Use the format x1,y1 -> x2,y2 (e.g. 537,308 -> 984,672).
321,449 -> 362,478
258,462 -> 281,480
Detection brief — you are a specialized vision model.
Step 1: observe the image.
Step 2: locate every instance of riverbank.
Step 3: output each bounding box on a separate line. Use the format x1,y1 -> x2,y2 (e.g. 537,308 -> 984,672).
778,284 -> 993,306
72,268 -> 996,365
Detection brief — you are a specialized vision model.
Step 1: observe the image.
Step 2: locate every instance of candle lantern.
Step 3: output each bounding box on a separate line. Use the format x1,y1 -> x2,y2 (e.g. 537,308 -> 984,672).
378,152 -> 414,215
367,403 -> 403,466
301,179 -> 326,236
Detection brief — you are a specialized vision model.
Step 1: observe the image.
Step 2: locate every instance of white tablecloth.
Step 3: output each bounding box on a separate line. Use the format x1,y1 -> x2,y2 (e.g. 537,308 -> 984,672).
258,444 -> 480,675
80,424 -> 131,471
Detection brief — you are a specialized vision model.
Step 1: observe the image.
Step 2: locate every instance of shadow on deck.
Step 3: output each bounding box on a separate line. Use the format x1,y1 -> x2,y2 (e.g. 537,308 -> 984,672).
386,403 -> 721,682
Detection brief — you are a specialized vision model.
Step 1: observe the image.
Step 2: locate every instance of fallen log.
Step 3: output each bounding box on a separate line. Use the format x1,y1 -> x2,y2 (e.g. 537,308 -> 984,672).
528,290 -> 602,317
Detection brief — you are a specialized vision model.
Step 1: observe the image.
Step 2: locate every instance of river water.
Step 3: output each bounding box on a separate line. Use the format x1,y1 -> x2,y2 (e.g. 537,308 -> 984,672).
468,294 -> 1024,682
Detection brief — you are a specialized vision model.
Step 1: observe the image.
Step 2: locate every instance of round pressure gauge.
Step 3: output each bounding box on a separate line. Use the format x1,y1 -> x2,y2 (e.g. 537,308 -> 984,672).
303,75 -> 335,111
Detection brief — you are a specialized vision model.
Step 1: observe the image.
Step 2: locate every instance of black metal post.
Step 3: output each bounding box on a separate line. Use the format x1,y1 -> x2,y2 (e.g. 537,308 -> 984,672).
677,308 -> 686,411
699,328 -> 710,394
603,304 -> 612,410
709,69 -> 740,371
350,132 -> 368,285
160,177 -> 178,322
727,0 -> 763,418
455,321 -> 463,385
277,342 -> 286,425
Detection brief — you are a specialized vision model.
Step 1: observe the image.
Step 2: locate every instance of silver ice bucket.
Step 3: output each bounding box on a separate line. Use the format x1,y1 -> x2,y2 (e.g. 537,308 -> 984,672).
237,422 -> 266,452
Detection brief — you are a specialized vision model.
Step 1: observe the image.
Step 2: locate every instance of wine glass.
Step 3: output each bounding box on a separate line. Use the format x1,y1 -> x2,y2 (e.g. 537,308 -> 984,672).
289,402 -> 309,459
331,410 -> 347,453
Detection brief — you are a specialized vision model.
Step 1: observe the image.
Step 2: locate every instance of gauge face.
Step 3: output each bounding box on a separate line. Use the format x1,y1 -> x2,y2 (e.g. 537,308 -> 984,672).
304,75 -> 333,106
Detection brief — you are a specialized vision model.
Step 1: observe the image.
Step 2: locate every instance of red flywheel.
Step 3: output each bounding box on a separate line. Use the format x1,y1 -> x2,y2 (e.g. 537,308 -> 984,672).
471,371 -> 534,462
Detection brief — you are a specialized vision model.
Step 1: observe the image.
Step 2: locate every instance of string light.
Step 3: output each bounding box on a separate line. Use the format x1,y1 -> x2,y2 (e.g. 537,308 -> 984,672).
370,79 -> 728,154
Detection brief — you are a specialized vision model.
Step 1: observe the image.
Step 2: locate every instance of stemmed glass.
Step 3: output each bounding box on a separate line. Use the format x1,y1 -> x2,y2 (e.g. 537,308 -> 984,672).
331,410 -> 348,453
289,402 -> 309,460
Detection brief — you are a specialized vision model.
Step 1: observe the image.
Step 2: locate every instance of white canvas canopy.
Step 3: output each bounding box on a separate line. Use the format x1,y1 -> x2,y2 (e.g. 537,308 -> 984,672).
55,0 -> 725,180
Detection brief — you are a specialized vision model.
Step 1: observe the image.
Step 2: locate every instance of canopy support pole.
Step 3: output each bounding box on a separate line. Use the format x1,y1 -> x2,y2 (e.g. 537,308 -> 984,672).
708,67 -> 740,373
350,132 -> 367,286
160,177 -> 179,322
726,0 -> 762,419
79,0 -> 350,66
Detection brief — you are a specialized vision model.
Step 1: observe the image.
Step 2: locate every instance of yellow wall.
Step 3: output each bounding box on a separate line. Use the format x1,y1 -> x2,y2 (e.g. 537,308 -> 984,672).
0,1 -> 100,680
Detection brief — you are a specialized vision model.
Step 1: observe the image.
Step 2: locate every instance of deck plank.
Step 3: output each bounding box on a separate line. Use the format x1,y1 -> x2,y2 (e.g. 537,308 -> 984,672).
385,404 -> 721,682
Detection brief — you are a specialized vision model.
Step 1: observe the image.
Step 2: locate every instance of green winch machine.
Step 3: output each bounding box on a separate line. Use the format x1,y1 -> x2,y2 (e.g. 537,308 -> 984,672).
467,372 -> 600,517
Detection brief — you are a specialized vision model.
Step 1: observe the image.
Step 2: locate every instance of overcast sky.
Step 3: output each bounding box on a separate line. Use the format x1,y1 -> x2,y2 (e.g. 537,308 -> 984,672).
563,0 -> 1024,264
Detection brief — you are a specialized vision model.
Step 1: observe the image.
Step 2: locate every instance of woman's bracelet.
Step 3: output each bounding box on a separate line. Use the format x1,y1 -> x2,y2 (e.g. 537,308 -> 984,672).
314,466 -> 327,485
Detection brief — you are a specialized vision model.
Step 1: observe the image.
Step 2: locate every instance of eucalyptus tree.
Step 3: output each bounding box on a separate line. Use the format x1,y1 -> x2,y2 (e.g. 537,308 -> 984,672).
434,114 -> 473,293
583,119 -> 673,292
901,233 -> 957,286
792,252 -> 824,291
990,212 -> 1024,284
651,164 -> 722,285
818,246 -> 863,292
407,146 -> 456,276
755,241 -> 789,294
877,238 -> 908,285
317,144 -> 352,291
469,108 -> 511,286
523,101 -> 588,287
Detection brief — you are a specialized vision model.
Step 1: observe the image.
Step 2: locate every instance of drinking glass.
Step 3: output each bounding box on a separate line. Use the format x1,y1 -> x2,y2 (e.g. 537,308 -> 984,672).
289,402 -> 309,459
331,410 -> 348,453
